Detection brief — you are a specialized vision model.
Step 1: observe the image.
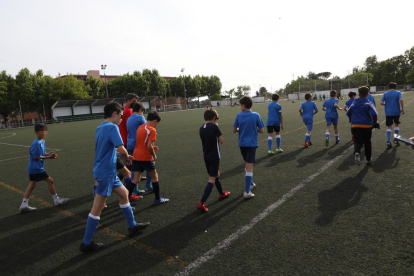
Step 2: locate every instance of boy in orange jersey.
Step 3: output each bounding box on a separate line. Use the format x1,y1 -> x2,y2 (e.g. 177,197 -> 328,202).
126,111 -> 169,204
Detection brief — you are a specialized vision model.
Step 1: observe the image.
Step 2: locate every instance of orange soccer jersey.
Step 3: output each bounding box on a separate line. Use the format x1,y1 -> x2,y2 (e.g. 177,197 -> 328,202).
133,124 -> 157,161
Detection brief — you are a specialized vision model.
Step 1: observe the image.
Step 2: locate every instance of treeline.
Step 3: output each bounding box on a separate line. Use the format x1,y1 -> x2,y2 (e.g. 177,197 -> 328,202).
0,68 -> 222,120
283,46 -> 414,93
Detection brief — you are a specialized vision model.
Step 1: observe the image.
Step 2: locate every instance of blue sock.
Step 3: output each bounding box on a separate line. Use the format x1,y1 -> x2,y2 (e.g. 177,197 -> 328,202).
305,135 -> 309,143
387,130 -> 391,142
82,214 -> 100,246
93,185 -> 97,199
394,127 -> 399,136
276,135 -> 281,149
120,204 -> 137,228
245,173 -> 253,193
200,182 -> 214,204
267,137 -> 272,151
124,177 -> 132,187
215,178 -> 224,195
335,134 -> 339,142
145,172 -> 152,188
326,133 -> 330,139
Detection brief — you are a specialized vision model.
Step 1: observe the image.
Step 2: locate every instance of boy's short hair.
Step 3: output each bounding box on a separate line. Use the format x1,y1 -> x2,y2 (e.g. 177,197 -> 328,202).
348,91 -> 357,98
388,82 -> 397,89
132,102 -> 145,113
271,94 -> 279,101
126,93 -> 139,101
147,111 -> 162,122
366,85 -> 371,92
305,93 -> 312,100
330,90 -> 337,97
204,108 -> 219,121
34,123 -> 46,132
239,96 -> 253,109
104,101 -> 123,118
358,86 -> 369,97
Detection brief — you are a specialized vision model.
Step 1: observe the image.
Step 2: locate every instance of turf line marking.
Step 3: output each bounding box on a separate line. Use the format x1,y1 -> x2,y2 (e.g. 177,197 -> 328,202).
0,181 -> 187,267
0,133 -> 16,139
177,110 -> 405,275
0,142 -> 61,152
0,155 -> 30,162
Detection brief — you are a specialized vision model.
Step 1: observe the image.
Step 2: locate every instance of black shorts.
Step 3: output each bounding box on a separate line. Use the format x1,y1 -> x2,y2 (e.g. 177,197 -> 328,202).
29,171 -> 49,182
240,147 -> 257,163
116,158 -> 124,170
267,126 -> 280,133
386,116 -> 401,126
131,160 -> 156,173
205,159 -> 220,177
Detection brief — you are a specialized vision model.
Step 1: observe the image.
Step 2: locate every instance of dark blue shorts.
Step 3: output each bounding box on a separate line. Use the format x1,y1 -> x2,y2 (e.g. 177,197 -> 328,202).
205,159 -> 220,177
267,126 -> 280,133
386,116 -> 400,126
326,118 -> 338,126
116,158 -> 124,170
29,171 -> 49,182
240,147 -> 257,163
131,160 -> 156,173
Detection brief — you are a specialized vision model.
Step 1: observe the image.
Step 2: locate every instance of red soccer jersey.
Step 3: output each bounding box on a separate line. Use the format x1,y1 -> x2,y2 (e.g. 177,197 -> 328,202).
118,105 -> 133,146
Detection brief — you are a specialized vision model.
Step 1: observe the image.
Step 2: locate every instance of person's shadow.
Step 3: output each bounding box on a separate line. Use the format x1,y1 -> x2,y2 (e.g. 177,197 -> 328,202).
315,166 -> 369,226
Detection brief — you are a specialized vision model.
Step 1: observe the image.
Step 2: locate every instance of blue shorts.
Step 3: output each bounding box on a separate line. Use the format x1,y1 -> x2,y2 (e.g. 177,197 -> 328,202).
326,118 -> 338,126
240,147 -> 257,163
205,159 -> 220,177
131,160 -> 156,173
96,175 -> 123,197
303,119 -> 313,131
29,171 -> 49,182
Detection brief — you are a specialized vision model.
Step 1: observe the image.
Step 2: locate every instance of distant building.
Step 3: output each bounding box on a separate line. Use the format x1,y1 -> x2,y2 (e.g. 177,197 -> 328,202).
60,70 -> 174,83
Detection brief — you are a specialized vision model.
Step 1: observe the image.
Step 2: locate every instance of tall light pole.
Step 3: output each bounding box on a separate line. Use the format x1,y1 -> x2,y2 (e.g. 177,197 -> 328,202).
101,64 -> 108,98
181,68 -> 186,109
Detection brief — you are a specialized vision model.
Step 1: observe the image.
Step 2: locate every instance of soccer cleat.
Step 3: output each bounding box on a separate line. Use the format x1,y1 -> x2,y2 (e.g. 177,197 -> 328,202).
366,159 -> 372,165
303,142 -> 308,148
19,206 -> 36,213
336,138 -> 340,144
250,182 -> 256,191
394,139 -> 400,145
243,191 -> 255,199
355,153 -> 361,166
276,148 -> 283,153
307,141 -> 312,146
268,150 -> 275,155
325,138 -> 329,147
129,222 -> 150,236
197,202 -> 209,212
130,195 -> 143,202
133,186 -> 145,195
387,142 -> 392,149
219,191 -> 231,200
79,241 -> 104,253
154,197 -> 169,205
54,198 -> 69,206
144,185 -> 154,192
352,135 -> 355,143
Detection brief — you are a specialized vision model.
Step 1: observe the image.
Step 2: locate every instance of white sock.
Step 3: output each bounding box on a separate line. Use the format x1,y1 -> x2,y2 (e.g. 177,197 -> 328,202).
52,194 -> 59,201
21,198 -> 29,208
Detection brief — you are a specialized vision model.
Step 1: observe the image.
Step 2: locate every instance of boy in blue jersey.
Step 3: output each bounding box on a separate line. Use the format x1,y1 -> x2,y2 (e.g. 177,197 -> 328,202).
366,86 -> 376,107
322,90 -> 342,146
19,124 -> 69,213
197,109 -> 230,212
346,86 -> 379,165
344,91 -> 357,143
299,93 -> 318,148
380,82 -> 405,148
80,102 -> 150,253
126,103 -> 153,194
266,94 -> 284,154
233,96 -> 265,199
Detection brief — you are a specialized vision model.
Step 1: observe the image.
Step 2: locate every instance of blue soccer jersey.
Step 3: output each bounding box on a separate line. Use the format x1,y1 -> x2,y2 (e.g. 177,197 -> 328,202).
26,138 -> 46,174
367,94 -> 376,106
233,111 -> 265,147
93,122 -> 124,178
300,101 -> 318,120
322,98 -> 339,119
381,90 -> 402,116
345,98 -> 355,109
266,102 -> 282,126
126,114 -> 146,151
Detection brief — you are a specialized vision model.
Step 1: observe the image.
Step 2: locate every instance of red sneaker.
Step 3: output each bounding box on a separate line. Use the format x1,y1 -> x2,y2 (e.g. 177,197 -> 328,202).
197,202 -> 208,212
307,141 -> 312,146
130,195 -> 143,202
219,191 -> 231,200
303,142 -> 308,148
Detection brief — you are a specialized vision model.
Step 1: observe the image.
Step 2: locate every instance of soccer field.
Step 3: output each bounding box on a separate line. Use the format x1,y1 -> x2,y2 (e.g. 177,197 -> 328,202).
1,95 -> 414,276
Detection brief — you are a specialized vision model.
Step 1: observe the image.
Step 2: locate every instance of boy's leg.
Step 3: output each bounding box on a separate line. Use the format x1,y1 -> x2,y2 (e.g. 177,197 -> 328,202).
126,161 -> 142,199
82,194 -> 107,246
245,162 -> 254,193
200,176 -> 216,204
353,128 -> 363,165
334,124 -> 339,143
45,177 -> 69,205
20,181 -> 37,211
112,185 -> 138,229
214,171 -> 225,196
267,132 -> 273,152
275,131 -> 281,150
147,169 -> 168,203
394,121 -> 400,144
363,128 -> 373,162
144,172 -> 153,191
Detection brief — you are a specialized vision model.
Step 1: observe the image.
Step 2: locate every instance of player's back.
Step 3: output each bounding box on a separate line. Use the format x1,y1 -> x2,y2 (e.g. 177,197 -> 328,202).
346,98 -> 355,108
234,111 -> 264,147
323,98 -> 339,118
27,138 -> 46,174
94,122 -> 122,178
300,101 -> 317,119
127,114 -> 146,151
199,123 -> 221,160
367,94 -> 376,106
266,102 -> 281,126
382,90 -> 402,116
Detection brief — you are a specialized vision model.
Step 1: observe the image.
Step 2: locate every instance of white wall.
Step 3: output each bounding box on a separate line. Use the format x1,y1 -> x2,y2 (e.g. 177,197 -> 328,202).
342,86 -> 377,95
73,106 -> 90,115
92,106 -> 104,114
141,101 -> 150,110
252,97 -> 265,103
52,107 -> 72,117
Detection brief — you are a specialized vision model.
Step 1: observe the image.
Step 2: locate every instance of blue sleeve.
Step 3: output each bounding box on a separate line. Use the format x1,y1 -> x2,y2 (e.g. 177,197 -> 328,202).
322,101 -> 326,107
279,105 -> 282,114
30,142 -> 42,158
346,106 -> 351,118
109,125 -> 123,147
257,114 -> 265,129
233,115 -> 239,127
372,97 -> 376,105
381,94 -> 385,102
314,102 -> 318,111
299,103 -> 303,110
399,93 -> 402,99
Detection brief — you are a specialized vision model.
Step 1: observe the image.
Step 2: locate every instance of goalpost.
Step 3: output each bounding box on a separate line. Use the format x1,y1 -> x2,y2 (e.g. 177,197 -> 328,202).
164,104 -> 182,112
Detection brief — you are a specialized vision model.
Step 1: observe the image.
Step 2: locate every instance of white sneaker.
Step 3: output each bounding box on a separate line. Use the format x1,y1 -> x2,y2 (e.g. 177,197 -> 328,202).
54,198 -> 69,206
19,206 -> 36,213
250,182 -> 256,191
354,153 -> 361,166
243,191 -> 255,199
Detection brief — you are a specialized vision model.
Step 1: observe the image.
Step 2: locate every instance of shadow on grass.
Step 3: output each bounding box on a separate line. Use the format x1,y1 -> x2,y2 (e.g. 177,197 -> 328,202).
263,147 -> 306,168
371,146 -> 399,172
315,165 -> 369,226
219,155 -> 269,180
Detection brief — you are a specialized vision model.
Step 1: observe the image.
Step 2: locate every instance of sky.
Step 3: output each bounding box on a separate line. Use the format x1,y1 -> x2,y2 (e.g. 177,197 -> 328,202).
1,0 -> 414,95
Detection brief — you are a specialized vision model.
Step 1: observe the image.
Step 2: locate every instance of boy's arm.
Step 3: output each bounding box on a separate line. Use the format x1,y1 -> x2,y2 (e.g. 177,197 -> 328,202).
232,127 -> 238,133
147,141 -> 156,161
299,108 -> 303,117
280,114 -> 284,130
313,109 -> 318,115
258,127 -> 264,133
334,103 -> 342,110
218,136 -> 224,144
400,98 -> 405,114
116,145 -> 132,165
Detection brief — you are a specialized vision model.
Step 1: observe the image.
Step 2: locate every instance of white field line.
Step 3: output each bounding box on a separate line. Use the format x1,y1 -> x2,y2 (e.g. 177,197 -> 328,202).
0,133 -> 16,140
0,155 -> 30,162
177,98 -> 414,275
0,142 -> 61,152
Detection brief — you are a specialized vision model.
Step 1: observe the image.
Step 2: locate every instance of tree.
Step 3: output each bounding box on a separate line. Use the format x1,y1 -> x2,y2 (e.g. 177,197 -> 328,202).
0,71 -> 17,122
235,85 -> 251,98
85,76 -> 105,98
350,71 -> 373,86
225,88 -> 235,99
205,75 -> 222,97
406,67 -> 414,84
307,71 -> 318,80
317,72 -> 332,80
209,93 -> 222,101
